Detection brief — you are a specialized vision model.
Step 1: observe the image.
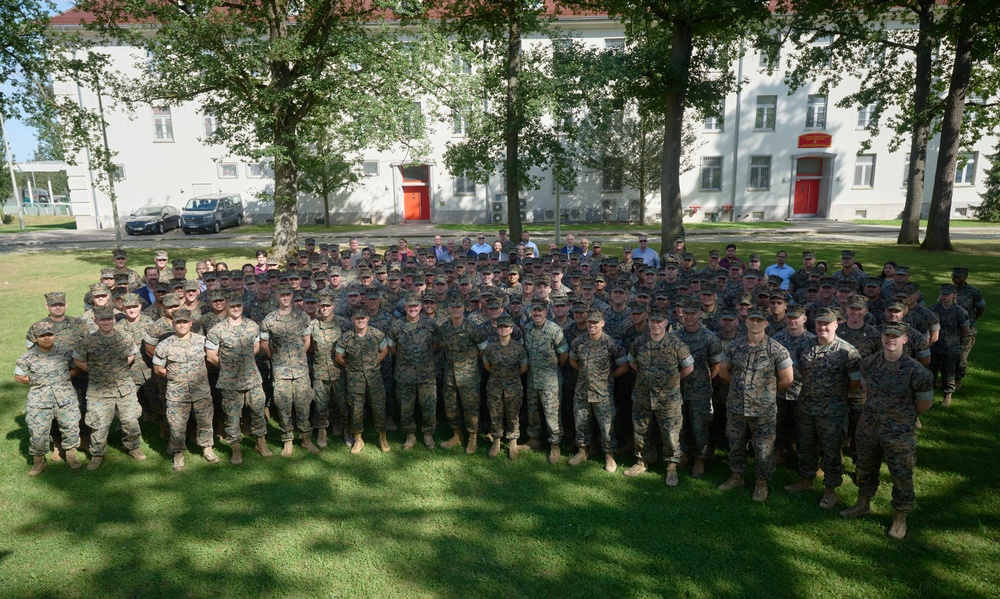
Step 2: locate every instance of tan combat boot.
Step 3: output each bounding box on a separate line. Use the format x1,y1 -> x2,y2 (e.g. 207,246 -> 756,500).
173,453 -> 185,471
509,442 -> 519,460
664,463 -> 679,487
604,453 -> 617,473
423,434 -> 436,450
691,458 -> 705,478
129,448 -> 147,461
819,487 -> 838,509
525,437 -> 542,451
28,456 -> 46,477
839,495 -> 871,519
255,437 -> 273,457
465,434 -> 478,455
784,478 -> 814,493
624,459 -> 647,477
488,438 -> 501,458
378,432 -> 391,453
87,456 -> 103,471
403,433 -> 417,450
351,434 -> 365,454
203,447 -> 221,464
887,510 -> 908,539
548,444 -> 561,464
441,430 -> 463,449
942,393 -> 953,407
718,472 -> 745,491
231,443 -> 243,465
51,446 -> 62,462
281,441 -> 294,458
302,436 -> 320,455
64,449 -> 82,469
317,429 -> 328,448
568,447 -> 588,466
753,479 -> 769,502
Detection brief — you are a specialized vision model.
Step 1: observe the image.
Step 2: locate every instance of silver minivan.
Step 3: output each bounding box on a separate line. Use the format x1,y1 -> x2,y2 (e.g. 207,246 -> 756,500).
181,193 -> 244,234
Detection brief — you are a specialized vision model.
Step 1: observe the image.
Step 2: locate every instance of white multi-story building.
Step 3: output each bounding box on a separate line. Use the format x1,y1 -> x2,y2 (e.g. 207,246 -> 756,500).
51,8 -> 992,230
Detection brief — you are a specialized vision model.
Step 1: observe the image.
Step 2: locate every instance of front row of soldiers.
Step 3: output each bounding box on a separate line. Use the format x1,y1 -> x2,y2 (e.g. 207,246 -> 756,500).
16,277 -> 957,541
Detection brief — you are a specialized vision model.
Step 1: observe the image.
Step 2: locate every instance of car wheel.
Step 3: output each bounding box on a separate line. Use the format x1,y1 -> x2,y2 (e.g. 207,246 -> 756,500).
237,214 -> 243,226
213,220 -> 221,234
126,229 -> 135,236
157,222 -> 164,235
183,229 -> 192,235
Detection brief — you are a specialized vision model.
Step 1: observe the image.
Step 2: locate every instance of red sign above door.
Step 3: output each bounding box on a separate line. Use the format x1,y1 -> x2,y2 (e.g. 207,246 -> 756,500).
798,133 -> 832,149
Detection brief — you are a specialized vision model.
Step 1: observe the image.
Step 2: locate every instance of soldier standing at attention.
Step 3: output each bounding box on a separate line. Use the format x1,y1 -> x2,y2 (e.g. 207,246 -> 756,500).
482,314 -> 529,459
309,293 -> 352,449
673,298 -> 722,479
335,307 -> 391,454
438,297 -> 489,454
568,310 -> 630,473
388,293 -> 440,450
206,295 -> 271,464
718,307 -> 794,502
16,322 -> 83,475
523,300 -> 570,463
261,283 -> 319,457
771,304 -> 815,465
951,267 -> 985,390
115,293 -> 156,426
836,296 -> 883,458
840,322 -> 934,540
930,284 -> 971,407
153,309 -> 220,471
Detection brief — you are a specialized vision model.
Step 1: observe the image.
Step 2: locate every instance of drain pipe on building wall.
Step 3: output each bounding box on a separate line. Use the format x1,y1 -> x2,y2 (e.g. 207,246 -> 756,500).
729,48 -> 744,223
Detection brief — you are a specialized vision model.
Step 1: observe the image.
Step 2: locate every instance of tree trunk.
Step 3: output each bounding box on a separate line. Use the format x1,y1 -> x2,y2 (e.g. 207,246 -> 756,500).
659,23 -> 692,255
505,16 -> 523,240
638,116 -> 647,226
272,124 -> 299,263
898,0 -> 936,245
922,18 -> 975,251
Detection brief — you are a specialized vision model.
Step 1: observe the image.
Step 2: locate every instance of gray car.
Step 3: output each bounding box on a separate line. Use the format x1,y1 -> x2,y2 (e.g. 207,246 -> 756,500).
181,193 -> 244,234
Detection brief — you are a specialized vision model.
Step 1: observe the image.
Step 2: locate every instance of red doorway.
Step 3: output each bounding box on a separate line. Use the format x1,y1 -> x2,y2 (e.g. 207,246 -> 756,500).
793,157 -> 822,216
403,185 -> 430,221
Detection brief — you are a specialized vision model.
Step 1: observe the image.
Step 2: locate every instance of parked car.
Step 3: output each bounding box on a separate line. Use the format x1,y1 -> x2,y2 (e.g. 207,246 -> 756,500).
124,205 -> 181,235
180,194 -> 244,234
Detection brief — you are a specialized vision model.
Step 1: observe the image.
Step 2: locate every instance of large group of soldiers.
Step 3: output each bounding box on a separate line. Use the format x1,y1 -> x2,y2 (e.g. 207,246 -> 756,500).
15,233 -> 986,541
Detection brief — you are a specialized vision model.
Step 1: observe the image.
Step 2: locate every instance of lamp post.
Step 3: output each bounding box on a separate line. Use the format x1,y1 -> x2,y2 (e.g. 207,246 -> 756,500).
0,112 -> 25,230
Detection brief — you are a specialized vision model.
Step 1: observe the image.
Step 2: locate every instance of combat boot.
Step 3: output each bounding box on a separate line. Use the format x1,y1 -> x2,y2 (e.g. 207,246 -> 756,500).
604,453 -> 617,473
718,472 -> 745,491
129,448 -> 147,461
623,459 -> 647,477
317,429 -> 328,448
403,433 -> 417,450
568,447 -> 588,466
692,458 -> 705,478
173,453 -> 185,471
230,443 -> 243,465
465,434 -> 478,455
887,510 -> 908,539
51,447 -> 62,462
281,441 -> 294,458
441,430 -> 463,449
488,438 -> 501,458
255,437 -> 273,458
819,487 -> 838,509
840,495 -> 871,519
784,478 -> 814,493
378,432 -> 391,453
386,416 -> 398,432
752,479 -> 769,502
509,442 -> 519,460
302,436 -> 320,455
548,444 -> 561,464
525,437 -> 542,451
203,447 -> 221,464
87,456 -> 103,471
664,463 -> 678,487
424,434 -> 436,450
351,435 -> 365,454
64,449 -> 82,470
943,393 -> 953,408
28,456 -> 46,477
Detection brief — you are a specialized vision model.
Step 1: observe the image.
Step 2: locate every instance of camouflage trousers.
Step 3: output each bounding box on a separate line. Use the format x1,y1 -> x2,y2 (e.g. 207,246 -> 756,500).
148,373 -> 168,424
726,412 -> 776,480
167,396 -> 214,454
846,392 -> 867,460
575,388 -> 617,454
487,388 -> 522,441
312,377 -> 348,432
632,392 -> 681,462
526,386 -> 562,444
348,375 -> 387,434
854,421 -> 917,512
397,380 -> 437,435
273,376 -> 315,442
442,374 -> 481,435
796,409 -> 847,488
85,394 -> 142,457
220,388 -> 267,444
27,399 -> 81,456
931,353 -> 960,395
957,333 -> 976,380
775,395 -> 797,451
680,398 -> 713,460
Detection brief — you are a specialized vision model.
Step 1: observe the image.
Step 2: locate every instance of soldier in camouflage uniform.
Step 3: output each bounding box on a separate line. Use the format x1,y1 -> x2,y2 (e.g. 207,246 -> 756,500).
568,310 -> 630,473
831,250 -> 866,293
674,298 -> 723,479
115,293 -> 156,424
837,295 -> 883,458
15,322 -> 83,475
143,292 -> 200,437
523,300 -> 570,462
80,283 -> 113,332
930,284 -> 971,407
718,308 -> 794,502
309,293 -> 351,449
482,314 -> 528,459
771,304 -> 815,464
438,297 -> 490,454
389,293 -> 441,450
111,249 -> 143,291
840,322 -> 934,540
335,307 -> 391,453
625,308 -> 694,485
951,267 -> 985,389
153,309 -> 220,471
206,295 -> 271,464
73,306 -> 145,470
882,301 -> 931,367
260,284 -> 319,457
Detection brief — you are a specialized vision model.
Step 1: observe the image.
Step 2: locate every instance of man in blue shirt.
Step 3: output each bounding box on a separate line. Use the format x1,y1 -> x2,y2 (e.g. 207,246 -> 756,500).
764,251 -> 795,290
630,235 -> 660,269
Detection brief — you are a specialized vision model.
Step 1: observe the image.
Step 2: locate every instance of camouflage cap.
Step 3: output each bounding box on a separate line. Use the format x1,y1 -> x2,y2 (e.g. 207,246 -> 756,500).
718,308 -> 738,320
836,281 -> 856,292
802,251 -> 815,259
162,293 -> 183,308
364,289 -> 382,300
530,300 -> 548,311
952,266 -> 969,276
628,300 -> 648,313
882,322 -> 909,337
229,270 -> 245,280
112,249 -> 127,259
709,249 -> 720,258
767,275 -> 783,286
256,273 -> 270,283
421,292 -> 438,303
746,307 -> 766,320
814,307 -> 841,323
681,297 -> 701,313
819,277 -> 836,288
940,283 -> 956,295
209,289 -> 228,302
203,271 -> 218,282
154,250 -> 169,260
122,293 -> 141,307
785,304 -> 806,318
894,266 -> 909,276
153,282 -> 169,293
351,306 -> 370,319
648,308 -> 669,321
114,273 -> 130,283
172,259 -> 186,269
300,291 -> 318,303
864,277 -> 881,288
32,320 -> 56,337
93,306 -> 115,320
841,250 -> 856,259
748,253 -> 761,261
318,293 -> 335,306
444,296 -> 465,309
403,293 -> 422,306
736,293 -> 754,306
847,295 -> 867,309
496,314 -> 515,328
100,268 -> 115,279
45,291 -> 67,305
742,270 -> 760,280
168,278 -> 186,289
886,300 -> 906,312
183,280 -> 201,292
90,283 -> 111,297
586,309 -> 604,322
275,283 -> 293,295
769,290 -> 789,302
229,292 -> 247,306
172,308 -> 194,322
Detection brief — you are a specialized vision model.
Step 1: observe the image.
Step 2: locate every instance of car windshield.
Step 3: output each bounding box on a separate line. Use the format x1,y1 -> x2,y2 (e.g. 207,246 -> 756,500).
133,206 -> 163,216
185,199 -> 218,211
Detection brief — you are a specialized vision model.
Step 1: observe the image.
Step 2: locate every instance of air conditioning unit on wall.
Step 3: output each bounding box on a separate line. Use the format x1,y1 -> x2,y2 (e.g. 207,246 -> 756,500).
490,201 -> 505,223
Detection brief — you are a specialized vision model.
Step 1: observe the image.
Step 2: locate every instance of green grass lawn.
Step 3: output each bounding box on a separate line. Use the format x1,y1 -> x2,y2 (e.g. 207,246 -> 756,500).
1,242 -> 998,597
438,221 -> 793,234
850,219 -> 999,228
0,214 -> 76,233
236,223 -> 386,234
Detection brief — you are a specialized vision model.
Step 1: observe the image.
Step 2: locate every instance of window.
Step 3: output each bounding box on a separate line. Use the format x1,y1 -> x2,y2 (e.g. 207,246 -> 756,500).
112,164 -> 126,182
203,114 -> 218,137
452,110 -> 466,135
604,38 -> 625,49
902,153 -> 911,188
403,102 -> 424,138
247,162 -> 265,178
956,207 -> 968,216
363,160 -> 379,176
602,156 -> 623,192
855,210 -> 868,218
454,175 -> 476,195
748,156 -> 771,191
755,95 -> 776,130
700,156 -> 723,191
152,106 -> 174,142
217,163 -> 238,179
854,154 -> 876,187
752,211 -> 765,221
704,102 -> 724,132
453,56 -> 472,74
806,94 -> 827,129
758,38 -> 780,70
955,152 -> 977,185
857,104 -> 877,129
812,34 -> 834,67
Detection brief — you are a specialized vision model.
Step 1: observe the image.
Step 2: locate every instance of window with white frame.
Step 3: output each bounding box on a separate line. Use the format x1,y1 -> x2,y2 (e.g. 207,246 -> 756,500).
453,56 -> 472,74
857,104 -> 877,129
452,110 -> 467,135
955,152 -> 977,185
748,156 -> 771,190
758,38 -> 780,70
217,163 -> 238,179
247,162 -> 265,178
152,106 -> 174,141
812,34 -> 834,67
704,102 -> 725,132
454,175 -> 476,195
806,94 -> 827,129
112,164 -> 126,182
602,156 -> 623,192
854,154 -> 876,187
700,156 -> 723,191
604,38 -> 625,49
203,114 -> 218,137
902,153 -> 911,188
363,160 -> 379,176
755,95 -> 776,130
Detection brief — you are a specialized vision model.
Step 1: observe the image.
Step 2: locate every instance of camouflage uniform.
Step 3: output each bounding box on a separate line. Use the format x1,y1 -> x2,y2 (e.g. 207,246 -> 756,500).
336,327 -> 389,433
954,280 -> 985,380
721,337 -> 793,481
771,329 -> 816,453
674,327 -> 723,460
483,339 -> 528,441
310,316 -> 351,434
153,333 -> 214,453
438,319 -> 489,436
74,330 -> 142,457
856,352 -> 934,511
930,302 -> 970,396
627,333 -> 694,462
260,308 -> 315,442
570,333 -> 627,453
388,315 -> 440,436
523,318 -> 570,444
26,315 -> 89,351
143,315 -> 203,425
206,318 -> 266,444
16,346 -> 81,456
837,322 -> 883,456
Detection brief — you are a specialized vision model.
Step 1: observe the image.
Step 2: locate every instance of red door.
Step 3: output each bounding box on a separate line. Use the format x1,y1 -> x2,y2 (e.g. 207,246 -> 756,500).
403,185 -> 430,221
794,179 -> 820,215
